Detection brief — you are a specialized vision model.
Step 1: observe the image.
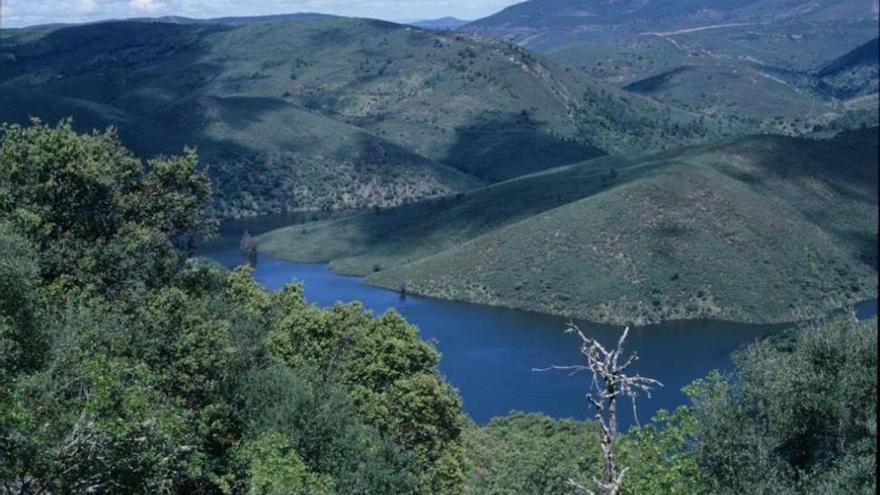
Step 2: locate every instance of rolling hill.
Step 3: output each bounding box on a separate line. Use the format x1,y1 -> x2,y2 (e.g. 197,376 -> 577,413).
462,0 -> 879,135
0,16 -> 726,217
260,128 -> 879,325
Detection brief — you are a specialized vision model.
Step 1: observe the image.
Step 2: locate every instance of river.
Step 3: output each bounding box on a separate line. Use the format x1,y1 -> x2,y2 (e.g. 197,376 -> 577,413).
201,215 -> 877,427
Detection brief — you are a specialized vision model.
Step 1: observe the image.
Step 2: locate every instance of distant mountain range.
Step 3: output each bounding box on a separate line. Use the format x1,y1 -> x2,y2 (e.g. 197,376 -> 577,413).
459,0 -> 879,134
410,17 -> 470,30
464,0 -> 878,38
0,8 -> 875,324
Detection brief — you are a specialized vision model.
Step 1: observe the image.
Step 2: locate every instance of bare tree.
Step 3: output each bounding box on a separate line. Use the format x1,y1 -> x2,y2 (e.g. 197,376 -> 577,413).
536,325 -> 662,495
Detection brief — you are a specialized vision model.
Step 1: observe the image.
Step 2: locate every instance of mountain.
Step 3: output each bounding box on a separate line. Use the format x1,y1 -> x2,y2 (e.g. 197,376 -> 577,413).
410,17 -> 470,30
815,36 -> 880,99
0,16 -> 726,217
461,0 -> 878,136
462,0 -> 879,71
259,128 -> 879,325
463,0 -> 878,45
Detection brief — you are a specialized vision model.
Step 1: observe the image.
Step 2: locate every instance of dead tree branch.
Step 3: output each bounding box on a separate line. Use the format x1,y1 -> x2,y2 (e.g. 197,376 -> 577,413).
535,325 -> 662,495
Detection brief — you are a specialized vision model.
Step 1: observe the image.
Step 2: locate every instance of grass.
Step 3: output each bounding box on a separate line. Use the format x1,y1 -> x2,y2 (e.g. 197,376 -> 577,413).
260,128 -> 878,325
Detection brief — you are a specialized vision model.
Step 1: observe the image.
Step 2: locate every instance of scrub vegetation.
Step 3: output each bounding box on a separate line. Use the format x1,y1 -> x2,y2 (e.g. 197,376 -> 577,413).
261,128 -> 878,325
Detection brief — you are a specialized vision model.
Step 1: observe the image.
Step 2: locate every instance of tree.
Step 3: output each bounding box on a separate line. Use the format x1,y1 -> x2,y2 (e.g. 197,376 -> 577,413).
0,119 -> 214,293
0,224 -> 44,384
687,317 -> 877,494
538,326 -> 661,495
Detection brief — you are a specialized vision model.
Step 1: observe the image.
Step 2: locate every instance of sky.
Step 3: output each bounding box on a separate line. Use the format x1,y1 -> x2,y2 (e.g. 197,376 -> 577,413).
1,0 -> 522,28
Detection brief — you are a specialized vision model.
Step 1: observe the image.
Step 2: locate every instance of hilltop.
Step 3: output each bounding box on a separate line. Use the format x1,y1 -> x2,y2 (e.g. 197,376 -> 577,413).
410,17 -> 470,30
260,128 -> 878,325
0,16 -> 724,217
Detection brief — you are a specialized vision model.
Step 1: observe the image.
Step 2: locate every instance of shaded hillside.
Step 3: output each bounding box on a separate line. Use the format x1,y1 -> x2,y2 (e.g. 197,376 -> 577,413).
0,17 -> 724,215
261,128 -> 879,325
815,36 -> 880,98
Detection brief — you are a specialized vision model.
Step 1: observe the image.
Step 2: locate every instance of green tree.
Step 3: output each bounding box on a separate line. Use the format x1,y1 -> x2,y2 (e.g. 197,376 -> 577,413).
265,294 -> 468,494
688,318 -> 877,494
232,431 -> 333,495
0,119 -> 214,293
0,224 -> 45,383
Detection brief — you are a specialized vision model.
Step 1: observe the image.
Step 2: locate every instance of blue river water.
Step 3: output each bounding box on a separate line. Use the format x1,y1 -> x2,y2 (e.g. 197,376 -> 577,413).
202,217 -> 877,427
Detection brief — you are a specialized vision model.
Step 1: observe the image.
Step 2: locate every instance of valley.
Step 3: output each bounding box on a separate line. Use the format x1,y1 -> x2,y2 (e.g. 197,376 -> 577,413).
2,7 -> 872,325
1,1 -> 878,493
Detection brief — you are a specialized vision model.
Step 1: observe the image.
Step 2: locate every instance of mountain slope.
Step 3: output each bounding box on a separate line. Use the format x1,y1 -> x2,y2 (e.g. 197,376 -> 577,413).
815,36 -> 880,98
464,0 -> 878,44
0,17 -> 724,215
462,0 -> 878,138
261,128 -> 878,325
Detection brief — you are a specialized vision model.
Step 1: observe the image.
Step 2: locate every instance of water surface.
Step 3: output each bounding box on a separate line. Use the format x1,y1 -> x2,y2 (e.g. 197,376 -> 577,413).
202,217 -> 876,427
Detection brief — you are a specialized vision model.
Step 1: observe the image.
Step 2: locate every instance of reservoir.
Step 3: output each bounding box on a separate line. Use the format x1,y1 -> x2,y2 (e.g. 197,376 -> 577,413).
202,215 -> 877,427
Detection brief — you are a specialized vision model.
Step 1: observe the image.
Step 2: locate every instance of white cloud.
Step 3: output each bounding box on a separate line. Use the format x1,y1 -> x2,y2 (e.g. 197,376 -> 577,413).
129,0 -> 165,12
2,0 -> 522,28
78,0 -> 99,14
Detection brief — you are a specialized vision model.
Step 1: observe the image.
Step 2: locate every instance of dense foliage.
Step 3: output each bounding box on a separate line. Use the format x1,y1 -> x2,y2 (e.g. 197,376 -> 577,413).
0,122 -> 875,494
0,123 -> 467,494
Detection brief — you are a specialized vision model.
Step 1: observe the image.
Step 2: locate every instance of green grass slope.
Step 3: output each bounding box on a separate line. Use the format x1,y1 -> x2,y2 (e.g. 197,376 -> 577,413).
258,151 -> 673,274
0,17 -> 729,217
262,128 -> 878,325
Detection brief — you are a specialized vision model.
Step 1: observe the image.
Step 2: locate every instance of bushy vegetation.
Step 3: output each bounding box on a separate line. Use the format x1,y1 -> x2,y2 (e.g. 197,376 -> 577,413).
0,123 -> 468,493
1,122 -> 875,495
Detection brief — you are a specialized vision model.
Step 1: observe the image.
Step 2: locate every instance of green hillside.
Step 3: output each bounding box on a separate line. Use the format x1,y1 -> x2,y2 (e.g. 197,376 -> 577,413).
462,0 -> 879,137
0,17 -> 726,216
261,128 -> 878,325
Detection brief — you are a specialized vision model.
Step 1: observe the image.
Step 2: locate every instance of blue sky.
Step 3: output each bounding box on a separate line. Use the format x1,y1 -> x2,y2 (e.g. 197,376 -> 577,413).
2,0 -> 521,27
